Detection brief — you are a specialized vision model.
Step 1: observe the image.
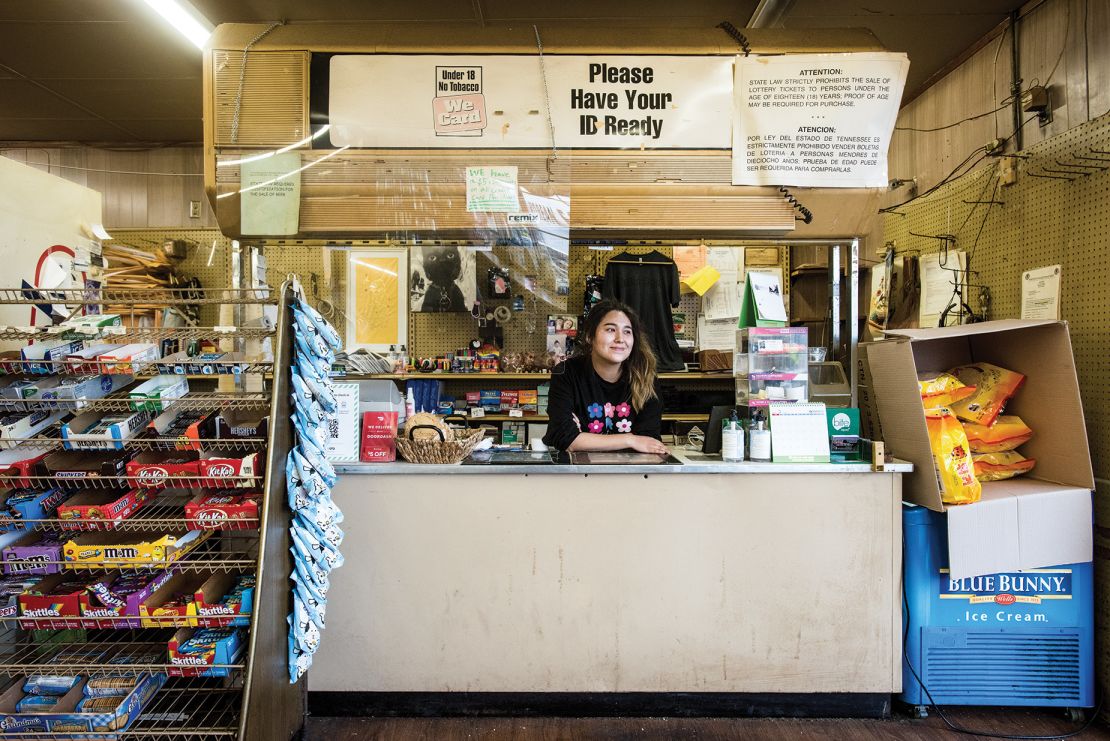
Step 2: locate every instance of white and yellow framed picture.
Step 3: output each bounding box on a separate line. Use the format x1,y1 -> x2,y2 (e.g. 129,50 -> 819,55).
346,248 -> 408,351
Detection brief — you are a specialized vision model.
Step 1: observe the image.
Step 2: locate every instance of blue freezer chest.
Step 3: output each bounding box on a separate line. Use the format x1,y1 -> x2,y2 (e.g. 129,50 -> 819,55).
900,504 -> 1094,708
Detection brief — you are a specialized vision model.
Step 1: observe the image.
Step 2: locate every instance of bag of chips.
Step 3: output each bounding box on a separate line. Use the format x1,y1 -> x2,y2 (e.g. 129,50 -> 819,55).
924,407 -> 982,504
963,415 -> 1034,453
918,372 -> 977,408
973,450 -> 1036,481
947,362 -> 1026,427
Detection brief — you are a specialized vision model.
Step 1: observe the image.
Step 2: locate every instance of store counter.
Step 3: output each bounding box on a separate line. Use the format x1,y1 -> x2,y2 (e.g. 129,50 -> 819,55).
312,448 -> 910,708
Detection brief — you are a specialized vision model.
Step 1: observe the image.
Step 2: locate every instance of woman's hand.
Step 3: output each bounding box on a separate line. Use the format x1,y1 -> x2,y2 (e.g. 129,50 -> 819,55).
627,435 -> 668,455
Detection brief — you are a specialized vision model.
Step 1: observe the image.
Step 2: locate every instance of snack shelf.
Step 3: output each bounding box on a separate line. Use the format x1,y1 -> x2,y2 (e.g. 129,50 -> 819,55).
0,391 -> 270,413
340,371 -> 732,381
1,613 -> 249,628
0,540 -> 260,573
0,475 -> 264,490
7,492 -> 260,532
0,359 -> 274,375
122,683 -> 242,739
0,287 -> 276,306
0,327 -> 276,343
0,436 -> 267,452
0,629 -> 243,675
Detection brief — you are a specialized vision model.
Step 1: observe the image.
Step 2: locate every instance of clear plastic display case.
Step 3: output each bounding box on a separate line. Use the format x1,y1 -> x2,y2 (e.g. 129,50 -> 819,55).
733,327 -> 809,407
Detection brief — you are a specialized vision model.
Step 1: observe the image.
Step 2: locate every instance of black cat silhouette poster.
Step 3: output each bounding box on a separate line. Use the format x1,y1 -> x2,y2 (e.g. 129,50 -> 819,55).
410,246 -> 477,313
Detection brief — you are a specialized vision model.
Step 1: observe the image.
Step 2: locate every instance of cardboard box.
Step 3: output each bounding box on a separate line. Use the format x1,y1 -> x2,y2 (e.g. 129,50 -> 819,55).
64,343 -> 125,374
194,572 -> 255,628
139,572 -> 209,628
62,529 -> 211,570
213,408 -> 269,439
126,451 -> 201,487
18,573 -> 88,629
0,488 -> 70,531
167,626 -> 246,677
79,569 -> 177,629
19,339 -> 84,374
0,446 -> 48,487
197,452 -> 258,487
185,492 -> 259,531
61,409 -> 152,451
35,373 -> 133,410
865,320 -> 1095,578
55,488 -> 155,531
148,409 -> 218,450
1,532 -> 64,576
0,410 -> 67,449
96,343 -> 160,374
128,374 -> 188,412
0,672 -> 164,735
42,449 -> 133,482
360,411 -> 397,462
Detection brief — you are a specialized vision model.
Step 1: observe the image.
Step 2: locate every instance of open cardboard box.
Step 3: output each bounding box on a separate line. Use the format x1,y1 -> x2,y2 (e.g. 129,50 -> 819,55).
865,319 -> 1094,579
0,673 -> 164,736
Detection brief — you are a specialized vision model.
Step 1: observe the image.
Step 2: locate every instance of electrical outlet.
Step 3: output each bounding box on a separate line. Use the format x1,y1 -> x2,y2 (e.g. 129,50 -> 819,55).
999,157 -> 1017,186
189,200 -> 201,218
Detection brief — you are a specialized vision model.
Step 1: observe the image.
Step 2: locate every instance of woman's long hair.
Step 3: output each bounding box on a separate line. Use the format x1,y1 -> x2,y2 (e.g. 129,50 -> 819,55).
575,299 -> 658,411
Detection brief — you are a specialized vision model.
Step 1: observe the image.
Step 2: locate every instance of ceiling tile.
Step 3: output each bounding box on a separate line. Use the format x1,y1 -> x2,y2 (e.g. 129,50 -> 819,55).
0,118 -> 131,141
0,0 -> 134,23
45,78 -> 202,121
111,118 -> 203,141
0,79 -> 98,119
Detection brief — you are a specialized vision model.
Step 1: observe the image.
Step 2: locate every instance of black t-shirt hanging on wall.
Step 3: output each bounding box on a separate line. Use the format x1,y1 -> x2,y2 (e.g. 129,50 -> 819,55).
602,250 -> 685,372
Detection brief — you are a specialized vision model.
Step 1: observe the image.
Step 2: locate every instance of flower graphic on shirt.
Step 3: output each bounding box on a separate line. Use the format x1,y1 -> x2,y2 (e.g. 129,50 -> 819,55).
587,403 -> 604,419
615,402 -> 631,418
588,419 -> 604,433
603,402 -> 615,418
616,418 -> 632,433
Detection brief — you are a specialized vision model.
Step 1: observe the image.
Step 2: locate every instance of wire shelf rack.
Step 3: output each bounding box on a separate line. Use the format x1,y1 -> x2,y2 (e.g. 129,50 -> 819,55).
0,436 -> 267,452
0,538 -> 259,574
0,474 -> 264,490
0,359 -> 274,376
4,491 -> 261,533
0,629 -> 244,675
122,683 -> 243,739
0,287 -> 276,306
0,391 -> 270,414
0,327 -> 276,343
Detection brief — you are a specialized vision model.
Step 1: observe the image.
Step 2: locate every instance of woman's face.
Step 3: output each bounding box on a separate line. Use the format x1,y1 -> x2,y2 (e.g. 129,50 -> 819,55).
591,310 -> 634,364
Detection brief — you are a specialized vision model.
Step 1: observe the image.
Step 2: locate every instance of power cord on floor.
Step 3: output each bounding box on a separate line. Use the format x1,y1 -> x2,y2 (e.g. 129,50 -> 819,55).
901,537 -> 1103,739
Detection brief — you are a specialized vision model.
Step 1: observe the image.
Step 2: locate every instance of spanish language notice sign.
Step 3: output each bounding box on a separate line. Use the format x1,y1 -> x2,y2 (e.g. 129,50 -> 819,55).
732,52 -> 909,187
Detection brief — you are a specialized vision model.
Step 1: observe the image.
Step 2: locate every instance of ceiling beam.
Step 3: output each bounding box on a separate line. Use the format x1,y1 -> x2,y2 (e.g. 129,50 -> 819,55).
0,61 -> 142,140
747,0 -> 796,28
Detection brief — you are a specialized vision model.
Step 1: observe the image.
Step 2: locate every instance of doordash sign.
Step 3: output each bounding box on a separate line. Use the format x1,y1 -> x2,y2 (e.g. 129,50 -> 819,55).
329,54 -> 733,149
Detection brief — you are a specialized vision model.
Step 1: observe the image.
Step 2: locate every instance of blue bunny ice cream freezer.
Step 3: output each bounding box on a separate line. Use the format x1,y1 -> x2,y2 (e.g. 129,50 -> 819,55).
900,505 -> 1094,710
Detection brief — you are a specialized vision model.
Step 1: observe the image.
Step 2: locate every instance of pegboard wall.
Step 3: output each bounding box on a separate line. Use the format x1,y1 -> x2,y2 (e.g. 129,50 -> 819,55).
881,111 -> 1110,481
254,240 -> 790,360
104,228 -> 236,327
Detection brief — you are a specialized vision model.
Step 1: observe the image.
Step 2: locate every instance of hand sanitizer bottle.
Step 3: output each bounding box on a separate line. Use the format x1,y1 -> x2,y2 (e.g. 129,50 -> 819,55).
749,410 -> 772,462
721,409 -> 745,462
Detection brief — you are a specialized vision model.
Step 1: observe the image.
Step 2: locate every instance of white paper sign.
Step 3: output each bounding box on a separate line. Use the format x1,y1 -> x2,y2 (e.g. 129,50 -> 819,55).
702,248 -> 742,320
466,166 -> 519,212
696,315 -> 738,351
732,52 -> 909,187
1021,265 -> 1062,320
325,383 -> 360,462
747,270 -> 788,322
330,55 -> 733,149
241,152 -> 301,235
919,250 -> 967,328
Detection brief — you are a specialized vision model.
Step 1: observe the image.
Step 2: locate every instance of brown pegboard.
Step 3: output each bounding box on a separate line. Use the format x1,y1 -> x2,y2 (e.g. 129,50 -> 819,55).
104,228 -> 235,327
881,111 -> 1110,480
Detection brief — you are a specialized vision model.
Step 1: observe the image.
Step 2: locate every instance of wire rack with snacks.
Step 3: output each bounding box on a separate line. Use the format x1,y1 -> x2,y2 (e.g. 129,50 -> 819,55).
0,284 -> 301,740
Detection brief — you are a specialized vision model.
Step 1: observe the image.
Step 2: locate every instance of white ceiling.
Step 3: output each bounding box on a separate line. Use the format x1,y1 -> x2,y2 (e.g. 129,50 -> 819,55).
0,0 -> 1026,143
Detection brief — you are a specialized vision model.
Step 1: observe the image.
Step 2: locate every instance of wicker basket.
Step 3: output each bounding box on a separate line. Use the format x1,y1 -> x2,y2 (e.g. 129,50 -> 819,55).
394,425 -> 487,465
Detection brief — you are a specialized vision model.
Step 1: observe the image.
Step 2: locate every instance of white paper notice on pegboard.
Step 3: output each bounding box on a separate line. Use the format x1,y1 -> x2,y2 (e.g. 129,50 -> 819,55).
732,52 -> 909,188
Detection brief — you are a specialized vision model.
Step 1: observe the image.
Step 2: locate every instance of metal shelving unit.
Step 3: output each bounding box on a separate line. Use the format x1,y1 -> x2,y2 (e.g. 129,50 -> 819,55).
0,284 -> 301,740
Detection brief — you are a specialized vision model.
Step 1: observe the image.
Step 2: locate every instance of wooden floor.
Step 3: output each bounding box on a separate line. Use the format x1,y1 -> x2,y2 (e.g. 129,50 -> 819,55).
307,710 -> 1110,739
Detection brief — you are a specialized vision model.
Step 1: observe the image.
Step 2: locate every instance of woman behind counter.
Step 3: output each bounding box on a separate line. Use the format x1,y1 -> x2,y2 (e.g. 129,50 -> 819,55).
543,300 -> 667,454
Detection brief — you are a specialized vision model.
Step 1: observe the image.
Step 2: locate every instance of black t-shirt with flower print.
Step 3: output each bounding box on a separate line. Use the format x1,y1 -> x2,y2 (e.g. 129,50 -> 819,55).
542,355 -> 663,450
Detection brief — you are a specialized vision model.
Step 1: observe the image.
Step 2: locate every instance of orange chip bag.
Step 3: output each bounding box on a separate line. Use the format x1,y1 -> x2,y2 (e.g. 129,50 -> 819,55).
918,372 -> 977,408
947,362 -> 1026,427
973,451 -> 1036,482
924,407 -> 982,505
963,415 -> 1033,453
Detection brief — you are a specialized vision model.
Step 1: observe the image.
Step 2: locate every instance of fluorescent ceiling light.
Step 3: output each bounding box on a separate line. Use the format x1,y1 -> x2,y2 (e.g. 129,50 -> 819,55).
142,0 -> 212,49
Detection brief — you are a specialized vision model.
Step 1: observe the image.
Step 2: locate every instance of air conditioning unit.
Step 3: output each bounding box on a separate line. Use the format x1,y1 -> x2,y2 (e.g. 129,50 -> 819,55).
900,505 -> 1093,716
